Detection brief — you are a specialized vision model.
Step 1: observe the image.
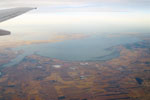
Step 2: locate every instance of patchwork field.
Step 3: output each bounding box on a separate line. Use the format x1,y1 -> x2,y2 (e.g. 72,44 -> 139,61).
0,40 -> 150,100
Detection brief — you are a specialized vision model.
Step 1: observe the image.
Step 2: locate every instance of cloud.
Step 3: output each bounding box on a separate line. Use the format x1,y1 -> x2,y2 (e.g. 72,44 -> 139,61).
0,0 -> 149,12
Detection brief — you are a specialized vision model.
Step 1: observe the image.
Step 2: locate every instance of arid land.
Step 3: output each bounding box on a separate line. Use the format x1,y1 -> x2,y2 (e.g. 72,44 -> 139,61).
0,35 -> 150,100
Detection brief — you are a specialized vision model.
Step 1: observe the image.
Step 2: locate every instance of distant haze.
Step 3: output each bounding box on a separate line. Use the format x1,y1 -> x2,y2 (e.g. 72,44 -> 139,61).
0,0 -> 149,45
0,10 -> 149,41
0,0 -> 149,64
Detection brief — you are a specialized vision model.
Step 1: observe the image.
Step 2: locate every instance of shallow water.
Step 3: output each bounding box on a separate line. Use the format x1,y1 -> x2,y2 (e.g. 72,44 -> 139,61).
1,34 -> 140,67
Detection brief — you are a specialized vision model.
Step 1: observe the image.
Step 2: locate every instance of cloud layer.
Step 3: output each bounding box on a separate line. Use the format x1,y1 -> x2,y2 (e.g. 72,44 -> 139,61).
0,0 -> 149,12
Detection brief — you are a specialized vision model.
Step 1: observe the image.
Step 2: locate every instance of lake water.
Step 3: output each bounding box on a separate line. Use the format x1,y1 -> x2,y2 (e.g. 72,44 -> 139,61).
1,34 -> 140,67
15,35 -> 140,61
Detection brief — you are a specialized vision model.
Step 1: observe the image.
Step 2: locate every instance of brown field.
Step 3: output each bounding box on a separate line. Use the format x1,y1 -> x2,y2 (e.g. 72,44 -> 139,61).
0,40 -> 150,100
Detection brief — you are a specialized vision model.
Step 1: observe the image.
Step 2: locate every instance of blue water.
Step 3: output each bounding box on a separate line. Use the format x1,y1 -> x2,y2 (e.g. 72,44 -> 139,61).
1,34 -> 141,67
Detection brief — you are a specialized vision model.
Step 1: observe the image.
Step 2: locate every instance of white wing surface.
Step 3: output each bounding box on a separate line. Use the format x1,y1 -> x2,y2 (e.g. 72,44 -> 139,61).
0,7 -> 36,23
0,7 -> 36,36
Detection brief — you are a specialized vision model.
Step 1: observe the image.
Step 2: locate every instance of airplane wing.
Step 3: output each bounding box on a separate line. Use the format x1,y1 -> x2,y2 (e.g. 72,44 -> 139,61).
0,7 -> 36,23
0,29 -> 10,36
0,7 -> 36,36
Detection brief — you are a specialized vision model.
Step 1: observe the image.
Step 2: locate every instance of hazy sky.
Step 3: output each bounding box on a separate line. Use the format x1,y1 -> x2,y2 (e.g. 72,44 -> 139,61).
0,0 -> 149,41
0,0 -> 149,12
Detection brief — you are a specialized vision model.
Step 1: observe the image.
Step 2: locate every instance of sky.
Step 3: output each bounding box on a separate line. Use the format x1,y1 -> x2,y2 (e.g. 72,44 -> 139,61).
0,0 -> 149,12
0,0 -> 149,42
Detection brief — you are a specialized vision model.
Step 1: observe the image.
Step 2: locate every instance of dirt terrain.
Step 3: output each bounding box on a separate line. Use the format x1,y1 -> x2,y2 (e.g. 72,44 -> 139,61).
0,40 -> 150,100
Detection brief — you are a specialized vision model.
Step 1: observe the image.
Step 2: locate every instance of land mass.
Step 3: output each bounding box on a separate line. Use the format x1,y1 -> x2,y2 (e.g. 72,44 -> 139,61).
0,36 -> 150,100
